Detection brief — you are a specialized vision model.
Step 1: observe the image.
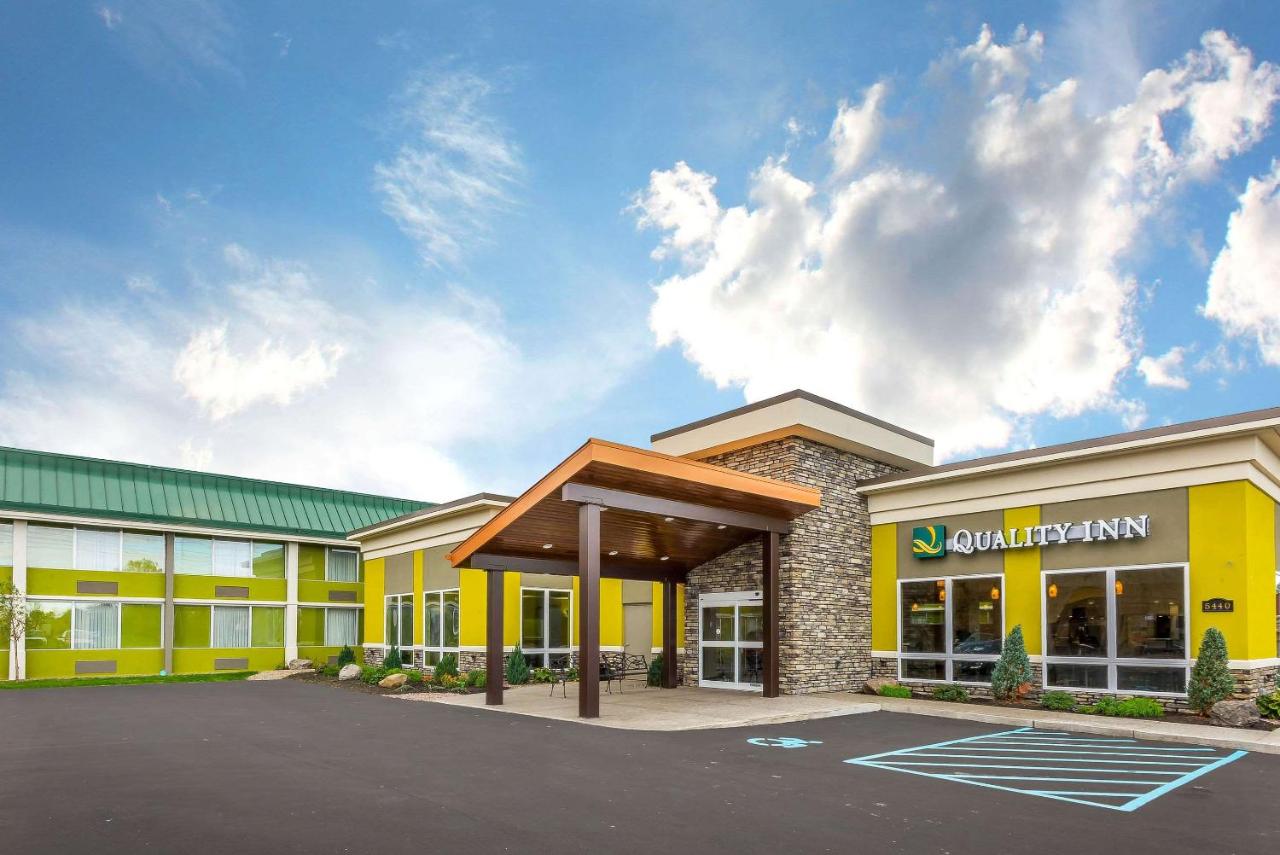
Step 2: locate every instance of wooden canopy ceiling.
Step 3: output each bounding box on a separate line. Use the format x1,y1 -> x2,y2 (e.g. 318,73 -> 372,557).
448,439 -> 821,581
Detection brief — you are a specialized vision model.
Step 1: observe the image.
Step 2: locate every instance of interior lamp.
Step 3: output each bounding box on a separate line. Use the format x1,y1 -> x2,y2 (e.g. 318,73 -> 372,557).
1048,583 -> 1058,599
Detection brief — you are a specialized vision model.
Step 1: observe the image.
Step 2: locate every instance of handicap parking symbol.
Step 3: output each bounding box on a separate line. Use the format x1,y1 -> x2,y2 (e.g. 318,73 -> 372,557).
748,737 -> 823,748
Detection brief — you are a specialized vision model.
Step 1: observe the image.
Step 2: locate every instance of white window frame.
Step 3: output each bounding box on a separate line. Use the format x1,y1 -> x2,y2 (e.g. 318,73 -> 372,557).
1040,562 -> 1191,698
173,536 -> 285,578
697,591 -> 765,692
322,605 -> 361,647
325,548 -> 360,582
383,593 -> 414,656
27,525 -> 166,574
897,574 -> 1005,686
24,598 -> 166,651
422,588 -> 460,667
520,587 -> 574,668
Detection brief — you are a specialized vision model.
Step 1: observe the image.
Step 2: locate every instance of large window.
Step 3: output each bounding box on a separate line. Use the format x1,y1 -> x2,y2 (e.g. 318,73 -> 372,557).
299,606 -> 361,647
521,588 -> 572,668
25,600 -> 162,650
899,576 -> 1003,684
699,593 -> 764,690
327,549 -> 359,582
384,594 -> 413,652
26,525 -> 164,573
1043,565 -> 1188,695
424,589 -> 460,666
172,605 -> 284,648
0,521 -> 12,566
175,537 -> 285,578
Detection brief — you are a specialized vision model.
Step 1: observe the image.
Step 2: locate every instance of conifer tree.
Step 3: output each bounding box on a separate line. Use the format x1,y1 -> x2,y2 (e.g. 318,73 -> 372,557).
1188,627 -> 1235,714
991,625 -> 1034,700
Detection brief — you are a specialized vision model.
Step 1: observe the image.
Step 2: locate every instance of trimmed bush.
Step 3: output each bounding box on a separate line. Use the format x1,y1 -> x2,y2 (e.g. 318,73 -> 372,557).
991,625 -> 1034,700
647,654 -> 664,687
1257,690 -> 1280,719
932,685 -> 970,703
1084,697 -> 1164,718
505,646 -> 530,686
465,669 -> 487,688
435,653 -> 459,679
1188,627 -> 1235,715
336,646 -> 356,667
877,684 -> 912,698
1038,690 -> 1077,712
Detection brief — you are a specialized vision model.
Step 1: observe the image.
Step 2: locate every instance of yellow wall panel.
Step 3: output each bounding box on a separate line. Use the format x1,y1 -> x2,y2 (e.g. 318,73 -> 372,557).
459,568 -> 488,648
1189,482 -> 1263,659
504,572 -> 520,647
870,523 -> 897,652
1002,505 -> 1042,655
363,557 -> 385,645
600,577 -> 623,648
412,550 -> 425,647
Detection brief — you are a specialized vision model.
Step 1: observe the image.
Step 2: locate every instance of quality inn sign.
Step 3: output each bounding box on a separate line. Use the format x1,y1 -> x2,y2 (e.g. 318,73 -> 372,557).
912,515 -> 1150,559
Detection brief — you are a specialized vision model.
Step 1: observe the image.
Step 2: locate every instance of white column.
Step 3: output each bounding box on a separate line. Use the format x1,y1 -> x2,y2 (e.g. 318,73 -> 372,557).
10,521 -> 27,681
284,541 -> 299,664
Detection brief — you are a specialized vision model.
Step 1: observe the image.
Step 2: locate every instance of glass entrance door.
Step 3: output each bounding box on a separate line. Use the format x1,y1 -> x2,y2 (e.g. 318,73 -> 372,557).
699,593 -> 764,690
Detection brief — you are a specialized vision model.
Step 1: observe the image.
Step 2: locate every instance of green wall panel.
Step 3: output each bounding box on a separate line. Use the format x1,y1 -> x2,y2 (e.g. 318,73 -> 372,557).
298,580 -> 362,604
298,645 -> 364,666
172,648 -> 282,674
173,576 -> 287,601
298,544 -> 327,581
26,649 -> 164,679
27,567 -> 165,598
298,607 -> 325,646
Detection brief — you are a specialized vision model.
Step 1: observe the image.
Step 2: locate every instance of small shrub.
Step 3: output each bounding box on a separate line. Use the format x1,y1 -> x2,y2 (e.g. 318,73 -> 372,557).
437,673 -> 462,690
384,646 -> 403,670
1083,697 -> 1164,718
435,653 -> 459,679
359,664 -> 384,685
1256,690 -> 1280,719
464,669 -> 486,688
647,654 -> 664,687
1039,690 -> 1077,712
1188,628 -> 1235,714
321,663 -> 340,678
336,646 -> 356,668
932,685 -> 970,703
529,667 -> 555,684
877,684 -> 912,698
565,666 -> 579,682
505,646 -> 530,685
991,625 -> 1034,700
405,669 -> 424,685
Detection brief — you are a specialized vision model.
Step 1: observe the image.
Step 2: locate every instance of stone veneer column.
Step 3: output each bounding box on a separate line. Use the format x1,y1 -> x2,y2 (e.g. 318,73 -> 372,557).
284,542 -> 300,664
680,438 -> 901,694
9,520 -> 27,681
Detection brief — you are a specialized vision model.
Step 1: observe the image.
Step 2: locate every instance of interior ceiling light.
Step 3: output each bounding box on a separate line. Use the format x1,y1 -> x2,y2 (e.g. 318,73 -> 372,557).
990,587 -> 1000,600
541,543 -> 553,549
1048,583 -> 1059,598
1115,580 -> 1125,596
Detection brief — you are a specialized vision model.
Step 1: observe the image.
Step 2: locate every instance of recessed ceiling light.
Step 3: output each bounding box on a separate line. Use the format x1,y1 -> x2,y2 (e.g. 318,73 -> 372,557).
542,543 -> 553,549
716,524 -> 727,530
660,555 -> 669,561
608,550 -> 618,556
663,516 -> 675,523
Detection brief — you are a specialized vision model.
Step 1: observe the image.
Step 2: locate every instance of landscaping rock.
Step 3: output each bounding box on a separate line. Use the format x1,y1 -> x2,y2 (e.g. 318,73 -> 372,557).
338,664 -> 361,681
286,658 -> 314,671
378,673 -> 408,690
864,677 -> 899,695
1210,699 -> 1261,728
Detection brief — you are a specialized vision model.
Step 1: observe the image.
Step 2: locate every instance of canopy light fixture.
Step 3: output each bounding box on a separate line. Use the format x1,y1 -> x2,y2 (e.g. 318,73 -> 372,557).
608,550 -> 618,556
716,524 -> 727,530
659,555 -> 669,561
541,543 -> 553,550
663,516 -> 675,523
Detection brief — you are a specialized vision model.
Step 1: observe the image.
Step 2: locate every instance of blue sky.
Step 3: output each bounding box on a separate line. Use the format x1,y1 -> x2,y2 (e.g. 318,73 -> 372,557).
1,1 -> 1279,501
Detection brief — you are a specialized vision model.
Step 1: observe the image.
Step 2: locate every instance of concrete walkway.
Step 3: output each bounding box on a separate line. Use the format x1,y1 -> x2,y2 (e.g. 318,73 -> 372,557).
395,681 -> 878,730
872,695 -> 1280,754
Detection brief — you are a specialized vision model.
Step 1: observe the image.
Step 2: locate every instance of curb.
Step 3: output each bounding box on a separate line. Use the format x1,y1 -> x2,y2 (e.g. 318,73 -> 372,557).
869,697 -> 1280,754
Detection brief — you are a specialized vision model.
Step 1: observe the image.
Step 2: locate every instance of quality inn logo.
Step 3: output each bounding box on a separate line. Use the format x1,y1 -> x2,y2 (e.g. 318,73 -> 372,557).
912,525 -> 946,559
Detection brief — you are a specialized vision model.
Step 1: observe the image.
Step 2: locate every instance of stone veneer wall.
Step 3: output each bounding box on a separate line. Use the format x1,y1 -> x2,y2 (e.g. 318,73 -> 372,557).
680,438 -> 900,694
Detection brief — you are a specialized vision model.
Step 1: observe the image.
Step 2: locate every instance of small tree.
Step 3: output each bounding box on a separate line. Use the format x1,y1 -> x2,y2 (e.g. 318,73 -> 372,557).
435,652 -> 459,678
505,645 -> 530,685
336,645 -> 356,668
991,625 -> 1034,700
1189,627 -> 1235,714
384,645 -> 402,670
0,579 -> 29,680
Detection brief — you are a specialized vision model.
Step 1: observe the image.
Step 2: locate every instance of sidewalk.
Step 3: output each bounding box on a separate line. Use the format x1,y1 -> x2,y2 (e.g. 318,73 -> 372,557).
872,695 -> 1280,754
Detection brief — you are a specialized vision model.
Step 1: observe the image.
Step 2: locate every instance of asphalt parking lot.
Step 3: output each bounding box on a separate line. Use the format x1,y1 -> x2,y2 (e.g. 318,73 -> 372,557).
1,681 -> 1277,854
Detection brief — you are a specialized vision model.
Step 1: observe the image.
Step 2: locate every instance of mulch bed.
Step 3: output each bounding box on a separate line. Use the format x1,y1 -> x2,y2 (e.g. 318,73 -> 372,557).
877,693 -> 1278,732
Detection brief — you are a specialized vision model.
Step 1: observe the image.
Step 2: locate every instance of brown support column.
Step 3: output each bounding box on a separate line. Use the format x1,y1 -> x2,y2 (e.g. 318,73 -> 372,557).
661,580 -> 678,689
578,502 -> 601,718
485,569 -> 504,706
763,531 -> 780,698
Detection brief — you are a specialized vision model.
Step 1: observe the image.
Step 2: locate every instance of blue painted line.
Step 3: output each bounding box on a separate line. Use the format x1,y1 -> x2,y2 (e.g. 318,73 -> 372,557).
840,727 -> 1032,764
875,762 -> 1182,774
899,752 -> 1210,766
927,746 -> 1221,758
947,774 -> 1160,785
1120,750 -> 1248,812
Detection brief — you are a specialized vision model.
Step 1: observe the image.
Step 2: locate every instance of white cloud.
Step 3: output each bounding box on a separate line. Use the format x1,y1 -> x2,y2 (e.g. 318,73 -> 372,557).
1137,346 -> 1190,389
96,5 -> 123,30
1204,161 -> 1280,364
374,70 -> 522,267
634,27 -> 1279,458
100,0 -> 241,85
829,82 -> 887,177
0,244 -> 639,499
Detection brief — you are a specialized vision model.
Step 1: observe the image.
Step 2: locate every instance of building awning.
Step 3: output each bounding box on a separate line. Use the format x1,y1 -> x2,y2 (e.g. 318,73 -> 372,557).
447,438 -> 821,582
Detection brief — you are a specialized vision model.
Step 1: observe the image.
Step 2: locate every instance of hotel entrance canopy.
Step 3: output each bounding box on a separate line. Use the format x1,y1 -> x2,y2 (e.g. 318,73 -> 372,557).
448,438 -> 820,717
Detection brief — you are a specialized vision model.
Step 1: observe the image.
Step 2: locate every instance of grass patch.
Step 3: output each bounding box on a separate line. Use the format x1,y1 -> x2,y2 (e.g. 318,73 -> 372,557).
0,672 -> 254,690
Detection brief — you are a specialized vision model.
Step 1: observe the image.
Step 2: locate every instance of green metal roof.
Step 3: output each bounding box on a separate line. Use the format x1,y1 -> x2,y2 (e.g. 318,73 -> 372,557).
0,446 -> 433,540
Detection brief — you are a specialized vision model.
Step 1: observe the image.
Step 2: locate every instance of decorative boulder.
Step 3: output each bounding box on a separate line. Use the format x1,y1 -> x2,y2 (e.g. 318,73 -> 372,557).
378,673 -> 408,690
338,664 -> 361,681
1209,699 -> 1261,728
286,658 -> 314,671
864,677 -> 899,695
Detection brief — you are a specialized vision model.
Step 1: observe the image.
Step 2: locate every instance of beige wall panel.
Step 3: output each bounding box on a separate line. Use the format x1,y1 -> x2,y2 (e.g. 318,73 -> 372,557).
384,552 -> 413,594
1041,488 -> 1188,570
622,580 -> 653,604
897,510 -> 1004,579
519,573 -> 573,590
422,545 -> 459,590
624,603 -> 652,656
